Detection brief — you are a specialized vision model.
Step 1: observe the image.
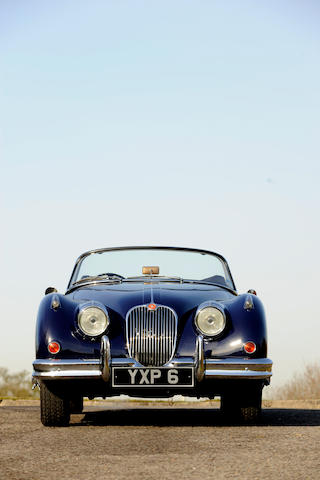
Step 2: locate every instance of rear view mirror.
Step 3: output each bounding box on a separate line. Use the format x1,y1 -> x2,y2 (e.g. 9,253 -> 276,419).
45,287 -> 58,295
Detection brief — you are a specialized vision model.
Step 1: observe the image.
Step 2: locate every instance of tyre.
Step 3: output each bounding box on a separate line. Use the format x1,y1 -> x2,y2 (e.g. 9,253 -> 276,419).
40,382 -> 70,427
239,405 -> 261,423
221,384 -> 262,423
69,396 -> 83,414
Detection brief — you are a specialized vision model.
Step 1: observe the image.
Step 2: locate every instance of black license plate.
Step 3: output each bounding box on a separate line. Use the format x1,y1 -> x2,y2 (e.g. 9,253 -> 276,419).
112,367 -> 194,387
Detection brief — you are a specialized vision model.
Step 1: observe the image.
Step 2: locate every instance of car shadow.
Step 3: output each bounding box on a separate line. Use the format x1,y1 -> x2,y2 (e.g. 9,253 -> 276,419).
73,407 -> 320,427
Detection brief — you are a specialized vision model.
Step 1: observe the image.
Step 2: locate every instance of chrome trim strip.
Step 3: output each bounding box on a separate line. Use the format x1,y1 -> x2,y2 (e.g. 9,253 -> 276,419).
32,357 -> 272,381
33,359 -> 101,370
205,358 -> 272,379
112,358 -> 143,368
34,370 -> 102,379
32,359 -> 101,380
101,335 -> 111,382
205,358 -> 273,371
164,357 -> 195,368
195,335 -> 204,382
204,370 -> 272,379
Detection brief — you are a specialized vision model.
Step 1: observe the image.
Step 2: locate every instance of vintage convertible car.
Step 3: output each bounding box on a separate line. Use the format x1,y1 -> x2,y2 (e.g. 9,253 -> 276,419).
33,246 -> 272,426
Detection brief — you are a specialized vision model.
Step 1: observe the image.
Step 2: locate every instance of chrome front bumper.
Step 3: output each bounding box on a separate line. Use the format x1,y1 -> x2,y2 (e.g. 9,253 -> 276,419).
33,335 -> 272,383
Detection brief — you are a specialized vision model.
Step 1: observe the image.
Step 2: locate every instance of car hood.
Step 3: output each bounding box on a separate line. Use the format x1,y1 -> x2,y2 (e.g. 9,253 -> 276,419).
67,281 -> 236,318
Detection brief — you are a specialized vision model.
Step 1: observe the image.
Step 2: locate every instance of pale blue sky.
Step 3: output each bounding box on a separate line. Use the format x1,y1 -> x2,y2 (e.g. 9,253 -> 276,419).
1,1 -> 319,388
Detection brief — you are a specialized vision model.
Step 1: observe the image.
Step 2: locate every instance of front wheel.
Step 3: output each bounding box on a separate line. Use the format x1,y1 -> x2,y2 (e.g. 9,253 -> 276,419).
40,382 -> 70,427
69,396 -> 83,414
221,384 -> 262,423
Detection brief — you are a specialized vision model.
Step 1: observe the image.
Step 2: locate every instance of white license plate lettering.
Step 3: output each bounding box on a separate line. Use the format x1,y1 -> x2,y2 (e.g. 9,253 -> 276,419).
167,369 -> 179,384
150,369 -> 161,383
128,369 -> 138,384
139,369 -> 150,384
128,368 -> 163,384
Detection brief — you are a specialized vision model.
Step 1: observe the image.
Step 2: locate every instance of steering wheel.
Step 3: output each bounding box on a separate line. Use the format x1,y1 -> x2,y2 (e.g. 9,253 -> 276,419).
98,272 -> 125,280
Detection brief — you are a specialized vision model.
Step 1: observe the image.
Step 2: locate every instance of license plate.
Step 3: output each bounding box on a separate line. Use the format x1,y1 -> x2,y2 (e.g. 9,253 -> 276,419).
112,367 -> 194,387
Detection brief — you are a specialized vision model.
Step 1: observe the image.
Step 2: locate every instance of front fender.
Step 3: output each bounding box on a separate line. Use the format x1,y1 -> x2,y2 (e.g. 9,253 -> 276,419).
209,294 -> 267,358
35,293 -> 101,359
176,294 -> 267,359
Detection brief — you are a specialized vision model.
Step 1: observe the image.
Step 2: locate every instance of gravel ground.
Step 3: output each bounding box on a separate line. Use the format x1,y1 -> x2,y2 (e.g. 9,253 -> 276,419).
1,400 -> 320,480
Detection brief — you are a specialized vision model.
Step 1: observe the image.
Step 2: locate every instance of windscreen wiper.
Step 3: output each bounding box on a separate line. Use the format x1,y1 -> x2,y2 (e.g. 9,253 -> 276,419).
124,276 -> 183,282
72,274 -> 123,286
181,279 -> 236,293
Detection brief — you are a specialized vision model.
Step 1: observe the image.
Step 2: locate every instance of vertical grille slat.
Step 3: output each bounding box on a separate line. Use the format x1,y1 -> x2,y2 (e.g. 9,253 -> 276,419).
126,305 -> 177,367
165,308 -> 169,364
163,307 -> 165,365
152,311 -> 155,365
135,308 -> 139,363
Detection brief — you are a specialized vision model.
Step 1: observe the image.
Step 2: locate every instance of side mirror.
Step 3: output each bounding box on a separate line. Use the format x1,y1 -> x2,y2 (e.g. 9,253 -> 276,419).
247,289 -> 257,295
45,287 -> 58,295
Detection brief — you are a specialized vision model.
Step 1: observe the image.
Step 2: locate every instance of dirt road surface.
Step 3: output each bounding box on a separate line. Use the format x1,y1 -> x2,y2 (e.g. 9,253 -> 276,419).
1,400 -> 320,480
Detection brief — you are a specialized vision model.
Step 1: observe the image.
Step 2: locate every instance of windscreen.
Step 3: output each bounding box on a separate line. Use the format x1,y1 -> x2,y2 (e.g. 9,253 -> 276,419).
71,248 -> 234,289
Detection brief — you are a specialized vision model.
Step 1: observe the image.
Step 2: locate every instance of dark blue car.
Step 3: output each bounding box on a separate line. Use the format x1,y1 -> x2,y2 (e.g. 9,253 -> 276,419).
33,246 -> 272,426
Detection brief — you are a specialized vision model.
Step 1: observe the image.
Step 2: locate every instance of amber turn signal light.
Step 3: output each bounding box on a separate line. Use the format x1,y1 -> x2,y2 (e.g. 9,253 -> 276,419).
48,341 -> 60,354
244,341 -> 256,354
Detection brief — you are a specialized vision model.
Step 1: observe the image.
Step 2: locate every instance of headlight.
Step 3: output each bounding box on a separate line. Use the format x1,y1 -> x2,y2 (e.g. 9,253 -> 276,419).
78,304 -> 109,336
195,306 -> 226,336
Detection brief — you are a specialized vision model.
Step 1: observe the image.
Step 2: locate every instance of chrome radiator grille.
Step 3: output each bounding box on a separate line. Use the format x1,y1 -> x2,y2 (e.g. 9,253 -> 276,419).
126,305 -> 178,367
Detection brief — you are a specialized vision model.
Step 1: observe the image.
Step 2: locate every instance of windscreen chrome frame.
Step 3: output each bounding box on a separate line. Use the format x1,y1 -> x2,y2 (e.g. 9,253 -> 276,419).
67,246 -> 236,292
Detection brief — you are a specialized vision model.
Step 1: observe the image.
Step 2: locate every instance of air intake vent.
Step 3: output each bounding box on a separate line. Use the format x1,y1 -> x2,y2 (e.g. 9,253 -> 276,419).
126,305 -> 178,366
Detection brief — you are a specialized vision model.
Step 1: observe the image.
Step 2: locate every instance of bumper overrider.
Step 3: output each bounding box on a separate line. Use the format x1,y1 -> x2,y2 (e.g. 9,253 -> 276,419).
32,335 -> 272,384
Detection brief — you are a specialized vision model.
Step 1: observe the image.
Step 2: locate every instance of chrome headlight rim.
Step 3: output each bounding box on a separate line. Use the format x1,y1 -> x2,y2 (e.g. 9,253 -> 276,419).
194,302 -> 226,337
78,301 -> 110,337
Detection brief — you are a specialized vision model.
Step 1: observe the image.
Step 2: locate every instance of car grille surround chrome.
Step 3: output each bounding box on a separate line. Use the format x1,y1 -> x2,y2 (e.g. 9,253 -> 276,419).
126,305 -> 178,367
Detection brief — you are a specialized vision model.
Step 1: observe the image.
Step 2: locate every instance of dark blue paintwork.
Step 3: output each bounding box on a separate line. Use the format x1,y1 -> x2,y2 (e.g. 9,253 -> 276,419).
35,281 -> 267,361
